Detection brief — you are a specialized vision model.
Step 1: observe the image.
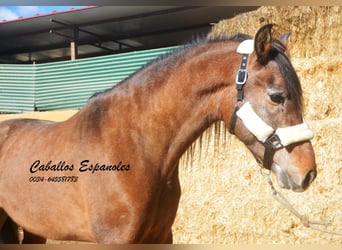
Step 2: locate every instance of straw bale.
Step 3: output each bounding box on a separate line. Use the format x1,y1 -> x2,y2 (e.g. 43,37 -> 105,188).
292,56 -> 342,120
209,6 -> 342,58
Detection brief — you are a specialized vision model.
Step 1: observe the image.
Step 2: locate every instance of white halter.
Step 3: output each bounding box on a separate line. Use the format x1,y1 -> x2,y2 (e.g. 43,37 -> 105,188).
236,101 -> 314,147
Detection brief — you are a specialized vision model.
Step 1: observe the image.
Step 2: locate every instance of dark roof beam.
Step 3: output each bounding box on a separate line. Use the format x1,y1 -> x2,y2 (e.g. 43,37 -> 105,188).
0,22 -> 209,57
50,18 -> 136,50
91,42 -> 117,52
49,29 -> 73,39
78,27 -> 135,49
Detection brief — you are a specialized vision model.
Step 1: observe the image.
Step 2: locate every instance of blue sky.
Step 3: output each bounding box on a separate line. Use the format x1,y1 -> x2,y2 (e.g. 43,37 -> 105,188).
0,6 -> 85,21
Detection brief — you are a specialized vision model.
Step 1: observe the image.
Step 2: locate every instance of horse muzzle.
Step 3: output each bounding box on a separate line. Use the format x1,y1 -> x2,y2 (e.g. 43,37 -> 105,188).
272,164 -> 317,192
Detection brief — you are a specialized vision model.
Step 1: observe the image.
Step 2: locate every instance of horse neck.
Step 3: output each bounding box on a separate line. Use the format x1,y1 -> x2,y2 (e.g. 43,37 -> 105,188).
93,42 -> 240,177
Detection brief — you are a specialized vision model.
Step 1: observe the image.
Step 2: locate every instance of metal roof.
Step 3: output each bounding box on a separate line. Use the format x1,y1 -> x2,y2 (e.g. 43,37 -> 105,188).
0,6 -> 258,64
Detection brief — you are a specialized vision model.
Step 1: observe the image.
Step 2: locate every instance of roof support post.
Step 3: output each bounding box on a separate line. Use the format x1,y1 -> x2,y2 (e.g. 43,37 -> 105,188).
50,19 -> 80,61
70,26 -> 79,60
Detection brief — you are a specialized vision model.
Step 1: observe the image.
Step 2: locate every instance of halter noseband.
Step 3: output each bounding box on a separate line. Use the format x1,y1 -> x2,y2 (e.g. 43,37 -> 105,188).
229,40 -> 314,170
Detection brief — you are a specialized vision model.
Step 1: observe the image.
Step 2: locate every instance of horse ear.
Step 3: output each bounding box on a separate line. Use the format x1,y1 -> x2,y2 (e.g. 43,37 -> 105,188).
254,24 -> 273,64
278,33 -> 290,47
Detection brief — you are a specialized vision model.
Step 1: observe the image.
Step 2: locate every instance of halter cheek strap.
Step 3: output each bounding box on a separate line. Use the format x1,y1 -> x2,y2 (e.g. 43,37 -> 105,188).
229,40 -> 314,170
235,39 -> 254,102
229,39 -> 254,134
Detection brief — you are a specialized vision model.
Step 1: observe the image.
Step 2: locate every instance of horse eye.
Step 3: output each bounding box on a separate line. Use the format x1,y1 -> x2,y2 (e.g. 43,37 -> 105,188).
269,94 -> 285,104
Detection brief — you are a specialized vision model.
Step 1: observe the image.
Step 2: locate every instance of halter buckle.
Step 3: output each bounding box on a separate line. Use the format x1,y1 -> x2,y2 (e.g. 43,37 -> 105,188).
265,133 -> 283,149
235,69 -> 248,85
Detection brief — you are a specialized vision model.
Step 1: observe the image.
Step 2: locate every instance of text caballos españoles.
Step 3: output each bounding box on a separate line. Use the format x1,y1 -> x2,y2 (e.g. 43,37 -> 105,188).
30,160 -> 130,174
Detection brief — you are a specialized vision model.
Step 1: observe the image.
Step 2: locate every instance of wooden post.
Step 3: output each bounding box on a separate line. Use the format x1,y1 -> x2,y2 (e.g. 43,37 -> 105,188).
70,26 -> 79,60
70,41 -> 77,60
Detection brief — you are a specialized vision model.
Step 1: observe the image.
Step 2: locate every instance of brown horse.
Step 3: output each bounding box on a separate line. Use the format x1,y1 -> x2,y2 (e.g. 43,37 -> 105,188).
0,24 -> 316,243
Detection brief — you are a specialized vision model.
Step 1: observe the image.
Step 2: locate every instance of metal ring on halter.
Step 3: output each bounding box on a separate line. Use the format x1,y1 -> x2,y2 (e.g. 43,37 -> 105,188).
264,132 -> 283,150
263,132 -> 283,170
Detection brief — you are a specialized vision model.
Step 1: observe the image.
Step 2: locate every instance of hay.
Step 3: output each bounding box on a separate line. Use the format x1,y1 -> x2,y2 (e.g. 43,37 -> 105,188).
209,6 -> 342,58
292,56 -> 342,120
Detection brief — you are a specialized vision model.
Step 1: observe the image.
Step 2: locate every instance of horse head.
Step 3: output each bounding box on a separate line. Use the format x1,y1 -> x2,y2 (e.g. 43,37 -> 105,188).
227,24 -> 316,192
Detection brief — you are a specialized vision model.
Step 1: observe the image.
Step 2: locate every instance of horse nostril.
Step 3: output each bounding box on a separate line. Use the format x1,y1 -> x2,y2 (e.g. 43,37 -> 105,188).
302,169 -> 317,190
